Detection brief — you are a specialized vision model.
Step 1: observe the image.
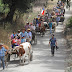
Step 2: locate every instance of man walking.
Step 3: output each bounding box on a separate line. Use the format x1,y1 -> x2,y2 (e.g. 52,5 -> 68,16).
56,15 -> 60,26
0,43 -> 7,70
67,0 -> 70,10
49,34 -> 57,56
48,20 -> 52,34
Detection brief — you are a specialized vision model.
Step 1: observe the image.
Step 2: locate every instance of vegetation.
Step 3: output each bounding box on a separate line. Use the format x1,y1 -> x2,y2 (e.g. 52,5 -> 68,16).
0,0 -> 9,13
65,17 -> 72,72
66,17 -> 72,28
0,0 -> 35,22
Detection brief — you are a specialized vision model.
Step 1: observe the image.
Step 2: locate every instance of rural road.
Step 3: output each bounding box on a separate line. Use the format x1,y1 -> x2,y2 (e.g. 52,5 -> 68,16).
0,1 -> 72,72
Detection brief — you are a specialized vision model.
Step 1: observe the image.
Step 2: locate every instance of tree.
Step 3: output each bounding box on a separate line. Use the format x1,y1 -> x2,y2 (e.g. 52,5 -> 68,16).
0,0 -> 35,22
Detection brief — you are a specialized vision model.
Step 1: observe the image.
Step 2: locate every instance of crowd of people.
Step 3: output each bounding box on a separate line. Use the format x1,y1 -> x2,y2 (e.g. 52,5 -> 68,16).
10,0 -> 65,48
11,22 -> 35,48
49,0 -> 65,57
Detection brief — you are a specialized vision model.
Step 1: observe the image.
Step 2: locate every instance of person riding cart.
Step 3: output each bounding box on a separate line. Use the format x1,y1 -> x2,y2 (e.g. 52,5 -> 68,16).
25,22 -> 30,31
30,23 -> 35,31
27,29 -> 32,44
20,28 -> 28,43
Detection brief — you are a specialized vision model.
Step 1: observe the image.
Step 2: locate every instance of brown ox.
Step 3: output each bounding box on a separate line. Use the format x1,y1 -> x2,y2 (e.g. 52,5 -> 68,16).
16,45 -> 25,57
40,26 -> 45,37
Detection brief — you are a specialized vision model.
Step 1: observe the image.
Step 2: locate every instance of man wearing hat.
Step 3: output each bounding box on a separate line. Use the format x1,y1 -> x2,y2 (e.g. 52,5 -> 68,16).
17,30 -> 21,36
0,43 -> 7,70
25,22 -> 30,31
20,28 -> 28,43
27,28 -> 32,44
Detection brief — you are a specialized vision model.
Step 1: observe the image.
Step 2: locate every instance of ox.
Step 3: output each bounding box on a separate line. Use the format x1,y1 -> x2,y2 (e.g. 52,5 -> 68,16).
15,42 -> 33,64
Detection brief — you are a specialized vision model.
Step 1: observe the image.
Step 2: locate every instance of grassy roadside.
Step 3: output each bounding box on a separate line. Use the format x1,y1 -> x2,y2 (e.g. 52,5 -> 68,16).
64,17 -> 72,72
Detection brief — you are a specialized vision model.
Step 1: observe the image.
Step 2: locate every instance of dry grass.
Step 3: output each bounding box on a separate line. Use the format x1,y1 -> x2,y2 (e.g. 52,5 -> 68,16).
46,0 -> 57,10
0,28 -> 11,47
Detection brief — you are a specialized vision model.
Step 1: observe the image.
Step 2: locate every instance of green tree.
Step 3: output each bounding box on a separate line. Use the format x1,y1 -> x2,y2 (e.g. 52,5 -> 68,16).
0,0 -> 35,22
0,0 -> 9,13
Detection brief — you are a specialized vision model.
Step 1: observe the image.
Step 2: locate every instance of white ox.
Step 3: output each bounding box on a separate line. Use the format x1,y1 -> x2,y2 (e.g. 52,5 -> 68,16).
15,42 -> 33,64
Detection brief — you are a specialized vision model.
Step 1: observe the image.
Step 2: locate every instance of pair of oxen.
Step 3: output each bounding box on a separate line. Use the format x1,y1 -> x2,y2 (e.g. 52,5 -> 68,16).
3,42 -> 33,66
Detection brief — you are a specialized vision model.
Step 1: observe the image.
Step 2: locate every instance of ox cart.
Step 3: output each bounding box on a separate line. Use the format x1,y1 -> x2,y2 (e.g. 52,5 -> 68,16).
35,26 -> 45,37
52,7 -> 65,23
10,50 -> 33,62
51,16 -> 65,23
9,42 -> 33,63
31,31 -> 37,45
1,43 -> 33,68
43,22 -> 56,32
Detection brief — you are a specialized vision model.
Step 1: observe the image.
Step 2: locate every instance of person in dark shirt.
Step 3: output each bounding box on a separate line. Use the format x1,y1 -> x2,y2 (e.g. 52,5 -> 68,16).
49,34 -> 57,56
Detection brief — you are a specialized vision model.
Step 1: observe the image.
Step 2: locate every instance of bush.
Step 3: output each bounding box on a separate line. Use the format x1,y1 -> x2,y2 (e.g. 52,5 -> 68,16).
66,17 -> 72,28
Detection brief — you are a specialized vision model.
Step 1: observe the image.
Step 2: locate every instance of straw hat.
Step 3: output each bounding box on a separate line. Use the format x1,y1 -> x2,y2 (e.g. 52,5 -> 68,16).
27,28 -> 31,31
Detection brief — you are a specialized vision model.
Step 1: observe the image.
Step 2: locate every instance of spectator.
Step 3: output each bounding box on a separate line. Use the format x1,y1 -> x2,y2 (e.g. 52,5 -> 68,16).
48,20 -> 53,34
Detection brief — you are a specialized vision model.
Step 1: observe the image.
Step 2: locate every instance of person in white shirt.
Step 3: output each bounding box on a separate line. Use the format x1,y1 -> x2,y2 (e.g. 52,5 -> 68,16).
30,23 -> 35,31
33,24 -> 36,30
